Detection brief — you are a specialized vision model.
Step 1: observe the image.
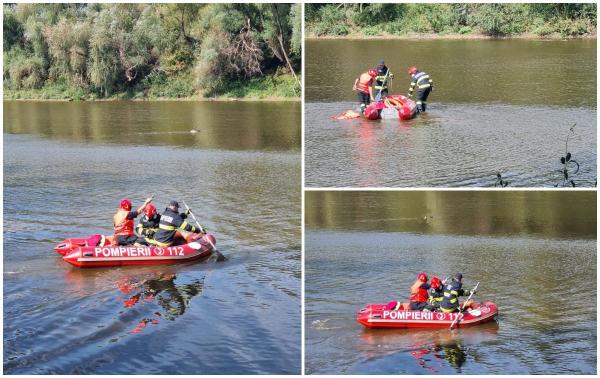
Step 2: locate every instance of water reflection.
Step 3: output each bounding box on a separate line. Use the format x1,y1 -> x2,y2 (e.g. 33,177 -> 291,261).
306,39 -> 596,107
115,272 -> 205,333
306,191 -> 596,239
357,323 -> 499,373
3,101 -> 300,150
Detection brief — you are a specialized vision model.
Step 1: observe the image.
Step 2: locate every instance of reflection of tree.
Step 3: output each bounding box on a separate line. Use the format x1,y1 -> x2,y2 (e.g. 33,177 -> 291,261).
305,191 -> 595,239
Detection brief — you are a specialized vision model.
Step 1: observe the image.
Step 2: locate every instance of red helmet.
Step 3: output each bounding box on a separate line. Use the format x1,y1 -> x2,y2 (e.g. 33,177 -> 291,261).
431,276 -> 442,289
144,203 -> 156,218
368,69 -> 377,77
418,272 -> 428,282
408,66 -> 418,75
119,198 -> 132,211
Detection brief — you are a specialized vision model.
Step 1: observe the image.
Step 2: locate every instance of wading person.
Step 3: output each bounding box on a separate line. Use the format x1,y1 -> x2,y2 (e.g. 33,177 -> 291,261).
374,59 -> 393,99
113,198 -> 152,246
353,69 -> 377,111
149,201 -> 205,247
135,202 -> 161,245
409,272 -> 431,311
440,273 -> 476,313
407,66 -> 433,112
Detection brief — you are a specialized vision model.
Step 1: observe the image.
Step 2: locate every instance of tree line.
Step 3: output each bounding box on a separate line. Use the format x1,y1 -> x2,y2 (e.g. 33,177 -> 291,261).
306,3 -> 597,37
3,3 -> 301,99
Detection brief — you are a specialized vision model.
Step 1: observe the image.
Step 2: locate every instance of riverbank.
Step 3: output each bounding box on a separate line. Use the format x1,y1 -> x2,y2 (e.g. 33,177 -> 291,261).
305,4 -> 596,40
306,32 -> 597,40
3,73 -> 300,102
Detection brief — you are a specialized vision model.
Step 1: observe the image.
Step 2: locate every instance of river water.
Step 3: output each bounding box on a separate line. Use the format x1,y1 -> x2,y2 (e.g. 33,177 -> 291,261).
305,191 -> 596,374
3,101 -> 301,374
305,39 -> 597,187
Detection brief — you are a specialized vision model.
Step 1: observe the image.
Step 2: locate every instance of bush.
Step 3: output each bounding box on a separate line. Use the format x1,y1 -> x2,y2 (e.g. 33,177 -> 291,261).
146,73 -> 195,98
315,5 -> 350,36
363,25 -> 382,36
556,18 -> 589,36
458,26 -> 473,35
6,51 -> 46,89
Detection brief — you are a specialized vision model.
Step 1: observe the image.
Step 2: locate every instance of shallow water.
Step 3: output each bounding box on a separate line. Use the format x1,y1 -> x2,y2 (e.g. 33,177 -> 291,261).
305,191 -> 597,374
305,39 -> 596,187
3,101 -> 301,374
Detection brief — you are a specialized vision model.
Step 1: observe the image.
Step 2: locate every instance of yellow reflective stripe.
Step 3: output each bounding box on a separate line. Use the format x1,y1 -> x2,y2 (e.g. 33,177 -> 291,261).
374,85 -> 387,90
159,224 -> 177,231
181,220 -> 189,229
410,82 -> 416,87
416,74 -> 430,83
450,298 -> 457,303
145,237 -> 170,247
444,292 -> 451,297
451,290 -> 458,295
418,84 -> 431,89
416,101 -> 422,104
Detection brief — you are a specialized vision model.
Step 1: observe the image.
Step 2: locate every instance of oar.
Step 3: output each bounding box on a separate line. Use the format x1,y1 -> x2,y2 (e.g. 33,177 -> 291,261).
181,200 -> 226,261
449,281 -> 480,330
374,68 -> 390,102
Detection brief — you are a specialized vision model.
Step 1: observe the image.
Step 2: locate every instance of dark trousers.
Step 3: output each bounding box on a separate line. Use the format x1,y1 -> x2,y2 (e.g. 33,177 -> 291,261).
357,91 -> 370,106
416,87 -> 432,112
115,234 -> 138,246
409,301 -> 428,311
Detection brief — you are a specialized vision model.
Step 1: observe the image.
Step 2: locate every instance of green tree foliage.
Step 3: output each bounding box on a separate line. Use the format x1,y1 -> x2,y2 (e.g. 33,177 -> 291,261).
3,3 -> 301,98
306,3 -> 597,37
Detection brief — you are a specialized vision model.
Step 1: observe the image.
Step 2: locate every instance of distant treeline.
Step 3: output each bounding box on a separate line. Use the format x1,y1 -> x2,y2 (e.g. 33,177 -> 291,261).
3,3 -> 301,99
306,3 -> 597,38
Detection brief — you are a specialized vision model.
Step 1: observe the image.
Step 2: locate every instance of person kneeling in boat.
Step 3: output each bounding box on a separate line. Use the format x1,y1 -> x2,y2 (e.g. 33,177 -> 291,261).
147,200 -> 205,247
426,275 -> 444,311
353,69 -> 377,113
409,272 -> 433,311
439,273 -> 476,313
113,198 -> 152,246
407,66 -> 433,113
134,203 -> 161,246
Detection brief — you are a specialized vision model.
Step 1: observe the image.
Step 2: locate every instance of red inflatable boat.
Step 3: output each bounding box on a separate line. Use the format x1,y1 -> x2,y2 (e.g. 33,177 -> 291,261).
54,232 -> 216,268
364,94 -> 417,121
357,301 -> 498,329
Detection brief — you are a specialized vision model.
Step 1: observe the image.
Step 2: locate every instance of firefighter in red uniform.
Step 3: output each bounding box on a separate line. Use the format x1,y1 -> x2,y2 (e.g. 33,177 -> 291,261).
409,272 -> 431,311
353,69 -> 378,111
113,198 -> 152,246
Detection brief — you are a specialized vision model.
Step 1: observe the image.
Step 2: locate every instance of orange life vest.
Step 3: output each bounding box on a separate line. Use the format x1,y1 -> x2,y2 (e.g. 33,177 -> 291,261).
113,209 -> 134,236
355,72 -> 373,94
409,279 -> 428,303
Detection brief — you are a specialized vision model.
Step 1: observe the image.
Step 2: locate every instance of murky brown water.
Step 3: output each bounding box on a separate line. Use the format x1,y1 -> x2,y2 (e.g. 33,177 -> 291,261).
4,101 -> 301,374
305,39 -> 596,187
305,191 -> 596,374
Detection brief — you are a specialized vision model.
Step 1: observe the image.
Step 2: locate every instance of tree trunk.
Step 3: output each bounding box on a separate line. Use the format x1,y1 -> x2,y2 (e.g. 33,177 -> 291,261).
271,4 -> 300,86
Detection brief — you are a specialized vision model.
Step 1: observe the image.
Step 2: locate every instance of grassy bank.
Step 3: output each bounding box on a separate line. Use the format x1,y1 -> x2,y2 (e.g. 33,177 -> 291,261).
306,3 -> 597,39
306,32 -> 597,40
3,73 -> 300,101
3,4 -> 301,102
